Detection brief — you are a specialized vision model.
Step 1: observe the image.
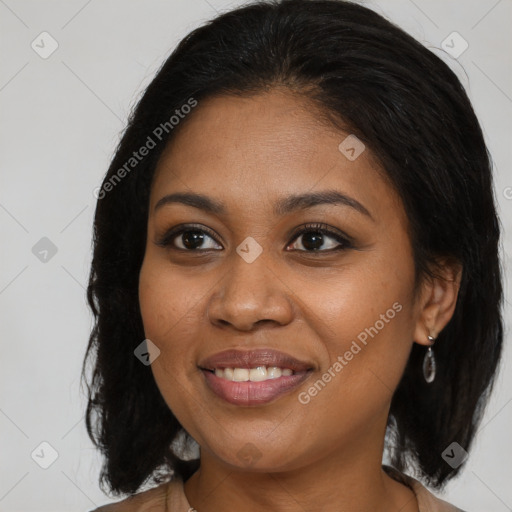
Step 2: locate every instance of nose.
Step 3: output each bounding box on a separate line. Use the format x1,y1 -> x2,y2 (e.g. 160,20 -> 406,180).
206,249 -> 294,332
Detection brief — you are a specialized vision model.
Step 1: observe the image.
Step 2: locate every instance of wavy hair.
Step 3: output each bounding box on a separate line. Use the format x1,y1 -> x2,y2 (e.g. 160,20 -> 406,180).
81,0 -> 503,497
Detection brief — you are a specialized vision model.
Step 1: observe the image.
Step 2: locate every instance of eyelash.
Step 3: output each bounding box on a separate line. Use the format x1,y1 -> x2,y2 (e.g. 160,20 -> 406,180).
155,222 -> 353,254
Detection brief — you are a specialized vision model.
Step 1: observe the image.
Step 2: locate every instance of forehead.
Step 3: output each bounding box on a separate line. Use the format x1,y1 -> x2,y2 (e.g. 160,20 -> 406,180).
149,89 -> 401,220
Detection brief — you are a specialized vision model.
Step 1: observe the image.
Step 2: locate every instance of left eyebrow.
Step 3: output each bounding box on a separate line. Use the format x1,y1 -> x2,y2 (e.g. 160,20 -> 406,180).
154,190 -> 373,221
273,190 -> 373,220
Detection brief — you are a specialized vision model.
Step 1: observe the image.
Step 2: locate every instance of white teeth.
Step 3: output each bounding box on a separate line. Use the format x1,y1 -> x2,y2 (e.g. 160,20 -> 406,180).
211,366 -> 296,382
249,366 -> 267,382
233,368 -> 249,381
267,366 -> 282,379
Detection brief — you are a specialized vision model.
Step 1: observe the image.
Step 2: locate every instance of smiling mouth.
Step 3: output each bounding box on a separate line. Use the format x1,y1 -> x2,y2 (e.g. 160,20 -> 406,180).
199,366 -> 313,406
202,365 -> 299,381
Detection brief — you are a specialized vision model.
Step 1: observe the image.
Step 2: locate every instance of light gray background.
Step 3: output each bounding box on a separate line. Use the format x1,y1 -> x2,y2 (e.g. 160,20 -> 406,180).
1,0 -> 511,510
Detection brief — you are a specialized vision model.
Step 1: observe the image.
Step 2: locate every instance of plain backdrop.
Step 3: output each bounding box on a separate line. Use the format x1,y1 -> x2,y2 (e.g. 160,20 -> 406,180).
1,0 -> 511,510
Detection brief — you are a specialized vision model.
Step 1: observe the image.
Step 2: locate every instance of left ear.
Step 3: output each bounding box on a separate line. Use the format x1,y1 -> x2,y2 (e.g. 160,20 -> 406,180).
413,258 -> 463,346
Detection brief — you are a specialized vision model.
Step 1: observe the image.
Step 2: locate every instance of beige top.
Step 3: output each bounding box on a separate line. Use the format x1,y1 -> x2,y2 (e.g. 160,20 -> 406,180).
92,467 -> 465,512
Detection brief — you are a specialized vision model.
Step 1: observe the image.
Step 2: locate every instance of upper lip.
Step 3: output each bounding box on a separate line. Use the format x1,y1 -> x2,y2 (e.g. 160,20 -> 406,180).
198,349 -> 314,372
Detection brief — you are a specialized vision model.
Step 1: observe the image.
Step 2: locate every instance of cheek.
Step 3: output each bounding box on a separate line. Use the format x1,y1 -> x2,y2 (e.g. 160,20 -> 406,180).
302,251 -> 414,345
138,259 -> 204,374
310,263 -> 416,410
138,260 -> 205,423
139,257 -> 196,338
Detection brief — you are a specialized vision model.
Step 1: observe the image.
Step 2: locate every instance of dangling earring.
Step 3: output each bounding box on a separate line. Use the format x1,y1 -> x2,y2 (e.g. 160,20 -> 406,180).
422,334 -> 436,383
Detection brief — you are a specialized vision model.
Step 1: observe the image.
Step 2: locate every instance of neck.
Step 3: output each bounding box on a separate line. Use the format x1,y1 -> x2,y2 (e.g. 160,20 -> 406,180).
182,419 -> 418,512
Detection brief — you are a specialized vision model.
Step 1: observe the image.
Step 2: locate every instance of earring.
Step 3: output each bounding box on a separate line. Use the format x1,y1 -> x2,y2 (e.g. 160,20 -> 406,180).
422,334 -> 436,383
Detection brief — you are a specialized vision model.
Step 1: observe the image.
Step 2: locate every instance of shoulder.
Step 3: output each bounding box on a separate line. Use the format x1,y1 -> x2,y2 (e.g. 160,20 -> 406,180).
90,482 -> 169,512
410,481 -> 466,512
383,465 -> 466,512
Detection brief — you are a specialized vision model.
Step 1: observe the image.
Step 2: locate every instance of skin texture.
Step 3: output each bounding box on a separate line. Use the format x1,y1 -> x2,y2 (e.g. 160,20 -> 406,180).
138,88 -> 461,512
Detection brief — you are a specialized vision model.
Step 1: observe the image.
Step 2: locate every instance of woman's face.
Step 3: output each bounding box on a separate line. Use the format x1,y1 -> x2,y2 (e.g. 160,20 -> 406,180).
138,88 -> 428,472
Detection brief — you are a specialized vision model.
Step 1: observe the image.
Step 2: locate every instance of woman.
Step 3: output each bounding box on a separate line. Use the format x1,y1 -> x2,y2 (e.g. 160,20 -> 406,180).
83,0 -> 503,510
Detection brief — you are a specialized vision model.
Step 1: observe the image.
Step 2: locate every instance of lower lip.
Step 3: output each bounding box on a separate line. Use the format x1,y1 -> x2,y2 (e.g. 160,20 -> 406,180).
201,369 -> 312,406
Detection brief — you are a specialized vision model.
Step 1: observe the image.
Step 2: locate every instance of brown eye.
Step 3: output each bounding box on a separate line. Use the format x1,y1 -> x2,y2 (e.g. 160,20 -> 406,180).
155,224 -> 222,251
287,223 -> 352,253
